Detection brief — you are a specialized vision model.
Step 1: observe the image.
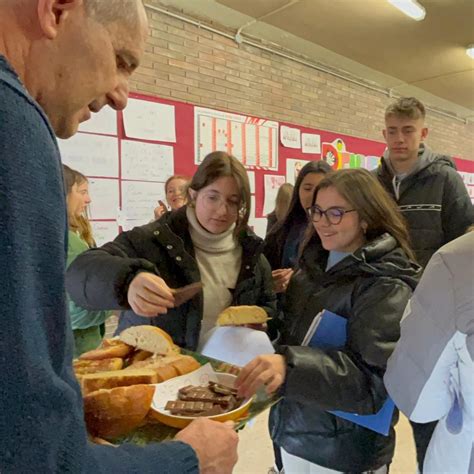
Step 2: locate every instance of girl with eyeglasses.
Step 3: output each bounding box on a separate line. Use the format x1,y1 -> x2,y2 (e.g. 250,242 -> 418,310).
236,168 -> 421,473
67,152 -> 276,350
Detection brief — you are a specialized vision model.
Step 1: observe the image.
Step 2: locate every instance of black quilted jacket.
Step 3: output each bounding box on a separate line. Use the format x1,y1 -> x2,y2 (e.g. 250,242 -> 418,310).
270,233 -> 421,472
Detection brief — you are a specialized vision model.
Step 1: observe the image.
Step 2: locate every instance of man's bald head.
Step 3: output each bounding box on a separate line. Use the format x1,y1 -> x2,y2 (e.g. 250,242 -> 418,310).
84,0 -> 144,26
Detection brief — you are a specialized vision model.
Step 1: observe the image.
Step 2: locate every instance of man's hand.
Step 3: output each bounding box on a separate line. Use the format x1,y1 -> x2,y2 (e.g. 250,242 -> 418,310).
272,268 -> 294,293
235,354 -> 286,399
127,273 -> 175,316
175,419 -> 239,474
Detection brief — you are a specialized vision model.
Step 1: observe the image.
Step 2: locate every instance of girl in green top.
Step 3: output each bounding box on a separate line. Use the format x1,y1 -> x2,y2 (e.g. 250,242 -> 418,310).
63,165 -> 113,357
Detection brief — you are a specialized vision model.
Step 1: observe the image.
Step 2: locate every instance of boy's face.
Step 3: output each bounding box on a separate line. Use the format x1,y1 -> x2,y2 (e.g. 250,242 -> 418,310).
383,114 -> 428,164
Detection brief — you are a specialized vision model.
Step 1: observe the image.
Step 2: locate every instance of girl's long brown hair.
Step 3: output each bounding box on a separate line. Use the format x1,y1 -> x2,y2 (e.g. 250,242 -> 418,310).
63,165 -> 95,248
305,168 -> 415,261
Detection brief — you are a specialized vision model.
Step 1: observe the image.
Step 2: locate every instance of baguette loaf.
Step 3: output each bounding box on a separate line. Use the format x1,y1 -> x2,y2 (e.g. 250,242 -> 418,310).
216,305 -> 268,326
79,339 -> 134,361
74,357 -> 124,376
119,325 -> 174,355
81,368 -> 158,395
84,385 -> 155,438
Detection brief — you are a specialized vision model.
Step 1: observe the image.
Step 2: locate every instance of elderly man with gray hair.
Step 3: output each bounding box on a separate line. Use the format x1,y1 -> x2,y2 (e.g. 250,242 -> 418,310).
0,1 -> 238,472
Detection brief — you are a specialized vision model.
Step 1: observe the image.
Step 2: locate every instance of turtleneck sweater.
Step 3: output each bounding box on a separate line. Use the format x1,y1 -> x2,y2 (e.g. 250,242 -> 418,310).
186,207 -> 242,336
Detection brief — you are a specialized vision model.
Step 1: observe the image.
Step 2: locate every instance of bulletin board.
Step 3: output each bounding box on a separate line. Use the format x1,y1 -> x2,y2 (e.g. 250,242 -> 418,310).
58,91 -> 474,244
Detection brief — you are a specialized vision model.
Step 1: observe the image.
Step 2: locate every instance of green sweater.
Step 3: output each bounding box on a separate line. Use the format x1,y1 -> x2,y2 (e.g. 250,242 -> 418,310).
67,230 -> 112,330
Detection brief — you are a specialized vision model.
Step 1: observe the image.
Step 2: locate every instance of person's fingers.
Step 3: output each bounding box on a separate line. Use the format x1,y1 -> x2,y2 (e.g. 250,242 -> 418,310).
235,358 -> 261,390
142,276 -> 175,302
265,373 -> 284,394
135,294 -> 170,314
140,286 -> 175,308
130,298 -> 168,317
243,368 -> 275,398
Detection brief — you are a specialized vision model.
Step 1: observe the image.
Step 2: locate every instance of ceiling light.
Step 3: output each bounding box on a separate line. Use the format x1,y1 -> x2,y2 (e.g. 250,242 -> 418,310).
467,45 -> 474,59
387,0 -> 426,21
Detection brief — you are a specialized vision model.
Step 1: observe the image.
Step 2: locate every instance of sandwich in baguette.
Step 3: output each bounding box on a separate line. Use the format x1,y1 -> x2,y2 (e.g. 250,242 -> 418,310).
216,305 -> 269,326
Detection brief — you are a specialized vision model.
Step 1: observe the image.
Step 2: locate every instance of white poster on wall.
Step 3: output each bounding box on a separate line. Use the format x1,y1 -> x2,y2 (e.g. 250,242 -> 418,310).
58,133 -> 119,177
88,178 -> 120,220
302,133 -> 321,154
286,159 -> 310,185
121,140 -> 174,182
121,180 -> 166,223
79,106 -> 117,136
249,218 -> 267,239
280,126 -> 301,149
194,107 -> 279,170
250,195 -> 256,218
91,221 -> 119,246
263,175 -> 286,216
123,98 -> 176,142
247,171 -> 256,194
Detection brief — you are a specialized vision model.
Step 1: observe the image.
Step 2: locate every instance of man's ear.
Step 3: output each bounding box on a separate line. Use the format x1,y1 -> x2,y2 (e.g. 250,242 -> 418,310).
382,129 -> 388,141
37,0 -> 83,40
421,127 -> 429,141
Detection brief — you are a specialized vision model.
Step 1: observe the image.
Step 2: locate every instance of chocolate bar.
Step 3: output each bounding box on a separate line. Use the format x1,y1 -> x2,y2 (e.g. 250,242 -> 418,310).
165,400 -> 214,415
166,382 -> 244,417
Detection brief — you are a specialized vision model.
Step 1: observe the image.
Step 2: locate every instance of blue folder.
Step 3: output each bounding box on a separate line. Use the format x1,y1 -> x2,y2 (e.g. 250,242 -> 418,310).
303,310 -> 395,436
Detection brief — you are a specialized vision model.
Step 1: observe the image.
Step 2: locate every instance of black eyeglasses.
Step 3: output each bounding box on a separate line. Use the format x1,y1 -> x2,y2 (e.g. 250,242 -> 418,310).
307,205 -> 356,225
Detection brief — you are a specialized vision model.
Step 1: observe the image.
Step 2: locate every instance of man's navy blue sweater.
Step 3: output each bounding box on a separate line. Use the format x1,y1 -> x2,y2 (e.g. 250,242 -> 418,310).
0,55 -> 198,473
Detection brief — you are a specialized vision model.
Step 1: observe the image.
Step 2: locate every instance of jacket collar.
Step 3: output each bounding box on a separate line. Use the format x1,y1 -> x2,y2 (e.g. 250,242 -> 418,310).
152,206 -> 264,282
300,233 -> 420,289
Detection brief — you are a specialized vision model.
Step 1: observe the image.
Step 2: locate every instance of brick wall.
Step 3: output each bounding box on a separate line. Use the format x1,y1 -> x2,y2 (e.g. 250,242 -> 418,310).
130,7 -> 474,160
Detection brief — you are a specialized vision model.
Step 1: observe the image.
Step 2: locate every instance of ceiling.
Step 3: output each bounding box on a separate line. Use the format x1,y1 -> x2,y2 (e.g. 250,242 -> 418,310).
153,0 -> 474,119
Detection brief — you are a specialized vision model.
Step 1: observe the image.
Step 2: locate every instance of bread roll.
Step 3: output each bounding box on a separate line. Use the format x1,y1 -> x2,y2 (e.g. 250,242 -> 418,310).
84,385 -> 155,438
129,349 -> 153,365
79,339 -> 133,361
124,356 -> 179,382
81,369 -> 158,395
168,355 -> 200,376
216,305 -> 269,326
119,326 -> 173,355
73,358 -> 124,376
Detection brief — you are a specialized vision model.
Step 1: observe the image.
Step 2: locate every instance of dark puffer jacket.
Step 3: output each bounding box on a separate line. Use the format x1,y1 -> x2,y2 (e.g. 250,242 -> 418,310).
374,148 -> 473,267
67,206 -> 277,350
270,233 -> 421,472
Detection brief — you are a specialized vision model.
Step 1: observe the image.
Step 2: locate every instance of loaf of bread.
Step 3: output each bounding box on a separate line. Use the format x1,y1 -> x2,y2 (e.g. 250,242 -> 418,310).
125,357 -> 178,382
81,368 -> 158,395
119,326 -> 174,355
129,350 -> 153,365
125,354 -> 199,380
83,385 -> 155,438
216,305 -> 269,326
74,358 -> 124,376
79,339 -> 134,361
168,355 -> 201,375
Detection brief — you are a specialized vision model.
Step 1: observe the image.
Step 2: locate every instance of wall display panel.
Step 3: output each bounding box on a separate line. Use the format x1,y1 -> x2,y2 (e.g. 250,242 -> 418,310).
60,92 -> 472,241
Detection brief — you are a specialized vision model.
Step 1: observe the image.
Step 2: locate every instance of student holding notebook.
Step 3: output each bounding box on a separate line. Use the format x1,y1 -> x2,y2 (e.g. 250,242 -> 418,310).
237,169 -> 421,473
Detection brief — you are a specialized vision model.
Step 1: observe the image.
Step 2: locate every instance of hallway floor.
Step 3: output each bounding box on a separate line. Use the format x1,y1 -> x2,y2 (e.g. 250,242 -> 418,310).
235,410 -> 417,473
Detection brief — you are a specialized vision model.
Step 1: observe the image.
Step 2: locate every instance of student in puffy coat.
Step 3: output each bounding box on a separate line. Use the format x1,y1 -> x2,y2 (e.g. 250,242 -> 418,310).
236,169 -> 421,473
385,230 -> 474,473
67,152 -> 276,350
